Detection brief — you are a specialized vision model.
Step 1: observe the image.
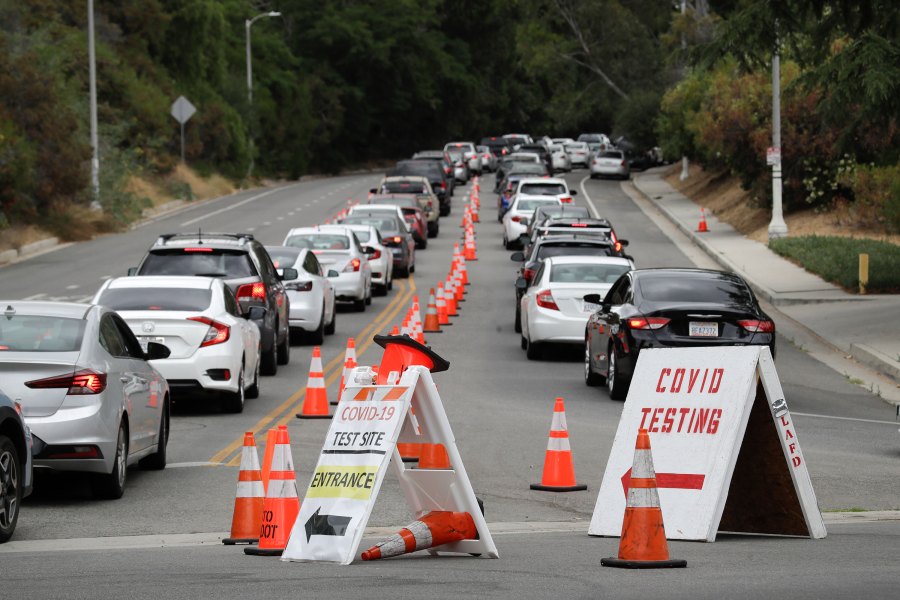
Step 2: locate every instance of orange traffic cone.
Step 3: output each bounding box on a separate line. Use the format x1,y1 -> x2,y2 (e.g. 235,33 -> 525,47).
459,255 -> 469,286
530,397 -> 587,492
223,432 -> 265,545
296,346 -> 331,419
361,511 -> 477,560
260,426 -> 279,493
244,427 -> 300,556
423,289 -> 442,333
453,269 -> 465,302
697,207 -> 709,233
465,233 -> 477,261
335,355 -> 357,404
601,429 -> 687,569
436,283 -> 451,326
332,337 -> 357,405
445,277 -> 459,316
417,443 -> 451,469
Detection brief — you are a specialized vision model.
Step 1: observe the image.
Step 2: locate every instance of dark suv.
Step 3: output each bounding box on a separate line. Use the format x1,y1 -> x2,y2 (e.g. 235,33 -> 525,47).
130,232 -> 292,375
0,388 -> 33,543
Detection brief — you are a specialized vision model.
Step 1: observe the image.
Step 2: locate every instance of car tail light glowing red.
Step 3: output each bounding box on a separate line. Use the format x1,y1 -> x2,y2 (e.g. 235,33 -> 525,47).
236,282 -> 266,302
571,223 -> 587,227
370,249 -> 382,260
188,316 -> 230,347
738,319 -> 775,333
523,268 -> 536,282
560,196 -> 573,203
615,241 -> 623,252
183,247 -> 213,252
627,317 -> 670,330
285,280 -> 313,292
511,216 -> 522,222
343,258 -> 361,273
536,289 -> 559,311
26,369 -> 108,395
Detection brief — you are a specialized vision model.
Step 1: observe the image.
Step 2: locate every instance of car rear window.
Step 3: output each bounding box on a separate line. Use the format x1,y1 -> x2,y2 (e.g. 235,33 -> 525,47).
549,263 -> 630,284
516,199 -> 559,211
140,249 -> 256,278
381,181 -> 426,194
599,151 -> 624,159
520,183 -> 566,196
347,230 -> 371,243
342,217 -> 401,235
266,249 -> 301,268
537,244 -> 613,259
639,275 -> 754,304
0,315 -> 85,352
284,234 -> 350,250
97,288 -> 212,312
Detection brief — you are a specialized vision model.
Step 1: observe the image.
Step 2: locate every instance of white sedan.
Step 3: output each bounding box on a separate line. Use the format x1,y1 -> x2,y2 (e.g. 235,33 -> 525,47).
512,177 -> 577,204
318,224 -> 393,295
502,194 -> 563,250
518,256 -> 634,360
265,246 -> 337,345
93,276 -> 262,413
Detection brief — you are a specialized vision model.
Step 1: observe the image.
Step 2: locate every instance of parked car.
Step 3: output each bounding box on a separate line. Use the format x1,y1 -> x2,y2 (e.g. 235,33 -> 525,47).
584,268 -> 776,399
372,176 -> 440,237
265,246 -> 337,343
0,301 -> 171,499
282,227 -> 373,311
519,256 -> 634,360
0,387 -> 33,542
317,224 -> 393,295
366,195 -> 430,248
393,157 -> 454,212
590,149 -> 631,180
502,195 -> 563,250
130,232 -> 290,375
444,141 -> 481,175
338,214 -> 416,278
93,276 -> 262,413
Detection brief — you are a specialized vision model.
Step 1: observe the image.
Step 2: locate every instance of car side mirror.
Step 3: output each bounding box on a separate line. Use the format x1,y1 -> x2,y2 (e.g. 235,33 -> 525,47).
618,239 -> 629,247
515,277 -> 528,291
510,251 -> 525,262
245,305 -> 267,321
570,190 -> 578,195
327,269 -> 340,278
145,341 -> 171,360
127,267 -> 138,276
278,267 -> 299,281
369,188 -> 377,194
583,294 -> 602,305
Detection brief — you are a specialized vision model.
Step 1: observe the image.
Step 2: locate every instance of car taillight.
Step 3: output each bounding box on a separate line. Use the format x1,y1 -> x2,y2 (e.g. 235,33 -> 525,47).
536,289 -> 559,311
284,280 -> 313,292
370,249 -> 382,260
627,317 -> 670,330
571,222 -> 587,227
344,258 -> 361,273
236,282 -> 266,303
738,319 -> 775,333
511,216 -> 522,222
523,268 -> 536,282
621,160 -> 627,166
183,247 -> 213,252
392,236 -> 402,244
26,369 -> 107,395
188,316 -> 230,347
441,181 -> 447,188
560,196 -> 573,203
615,241 -> 623,252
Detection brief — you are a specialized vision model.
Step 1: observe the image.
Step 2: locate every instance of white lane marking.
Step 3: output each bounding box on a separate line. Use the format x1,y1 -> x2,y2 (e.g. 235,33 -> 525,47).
246,227 -> 255,231
180,187 -> 288,227
66,284 -> 79,290
287,211 -> 294,216
579,175 -> 600,218
277,216 -> 284,221
23,293 -> 47,300
263,221 -> 271,226
792,411 -> 899,426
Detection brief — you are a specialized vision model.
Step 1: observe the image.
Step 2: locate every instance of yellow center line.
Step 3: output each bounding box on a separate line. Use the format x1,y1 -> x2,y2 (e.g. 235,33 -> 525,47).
211,276 -> 417,466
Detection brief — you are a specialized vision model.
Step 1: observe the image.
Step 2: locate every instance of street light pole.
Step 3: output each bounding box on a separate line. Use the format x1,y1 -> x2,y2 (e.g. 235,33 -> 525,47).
768,21 -> 788,240
245,11 -> 281,103
88,0 -> 100,209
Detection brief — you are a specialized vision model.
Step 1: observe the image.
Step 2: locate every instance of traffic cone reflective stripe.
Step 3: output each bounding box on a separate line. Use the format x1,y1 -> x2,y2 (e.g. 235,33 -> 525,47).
601,429 -> 687,569
530,398 -> 587,492
361,511 -> 477,560
296,346 -> 331,419
423,289 -> 442,333
224,432 -> 265,545
244,428 -> 300,556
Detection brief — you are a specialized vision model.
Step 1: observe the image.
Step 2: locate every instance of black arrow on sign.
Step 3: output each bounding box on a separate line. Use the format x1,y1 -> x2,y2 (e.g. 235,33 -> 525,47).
305,507 -> 353,542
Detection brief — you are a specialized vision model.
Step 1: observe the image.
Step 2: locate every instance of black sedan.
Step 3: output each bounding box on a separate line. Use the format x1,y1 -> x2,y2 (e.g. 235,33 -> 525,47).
584,268 -> 775,400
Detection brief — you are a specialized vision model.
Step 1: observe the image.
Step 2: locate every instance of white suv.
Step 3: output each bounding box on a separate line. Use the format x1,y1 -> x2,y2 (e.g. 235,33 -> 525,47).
445,141 -> 482,175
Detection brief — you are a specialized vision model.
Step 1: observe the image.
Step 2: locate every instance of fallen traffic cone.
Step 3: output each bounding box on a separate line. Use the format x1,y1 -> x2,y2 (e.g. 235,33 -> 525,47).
601,429 -> 687,569
530,397 -> 587,492
423,289 -> 442,333
361,511 -> 477,560
697,207 -> 709,233
417,443 -> 451,469
296,346 -> 331,419
223,432 -> 265,545
436,283 -> 451,326
244,427 -> 300,556
397,440 -> 421,463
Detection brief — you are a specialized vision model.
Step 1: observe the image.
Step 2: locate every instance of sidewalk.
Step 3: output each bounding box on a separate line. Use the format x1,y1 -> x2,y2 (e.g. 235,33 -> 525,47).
631,167 -> 900,386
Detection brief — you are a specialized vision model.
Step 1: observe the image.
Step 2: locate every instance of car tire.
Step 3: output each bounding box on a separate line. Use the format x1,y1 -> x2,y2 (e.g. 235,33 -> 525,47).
365,285 -> 372,306
584,340 -> 605,387
276,327 -> 290,365
139,397 -> 169,470
417,237 -> 428,250
324,308 -> 336,335
514,304 -> 522,333
92,421 -> 128,500
387,277 -> 393,291
260,331 -> 278,376
428,223 -> 439,238
520,334 -> 527,350
309,311 -> 325,345
410,263 -> 415,274
0,434 -> 22,543
607,346 -> 628,400
396,266 -> 409,279
222,367 -> 245,414
353,297 -> 366,312
246,350 -> 261,398
525,336 -> 542,360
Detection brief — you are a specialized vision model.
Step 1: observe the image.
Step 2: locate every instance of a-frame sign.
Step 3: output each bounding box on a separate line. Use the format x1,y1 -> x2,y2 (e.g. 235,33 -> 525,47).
589,346 -> 826,541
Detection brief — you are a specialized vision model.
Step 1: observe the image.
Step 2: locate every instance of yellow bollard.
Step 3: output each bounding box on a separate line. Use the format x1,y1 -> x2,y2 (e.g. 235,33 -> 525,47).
858,253 -> 869,295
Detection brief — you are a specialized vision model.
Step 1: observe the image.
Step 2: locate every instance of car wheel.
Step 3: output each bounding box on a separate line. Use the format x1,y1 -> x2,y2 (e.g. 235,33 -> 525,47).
276,326 -> 290,365
92,421 -> 128,500
0,435 -> 22,542
140,397 -> 169,470
585,340 -> 605,387
222,366 -> 245,413
525,336 -> 542,360
520,334 -> 527,350
428,223 -> 439,238
324,307 -> 336,335
309,311 -> 325,345
514,304 -> 522,333
387,277 -> 394,291
396,266 -> 409,279
365,285 -> 372,306
245,349 -> 261,398
607,346 -> 628,400
353,297 -> 366,312
260,331 -> 277,376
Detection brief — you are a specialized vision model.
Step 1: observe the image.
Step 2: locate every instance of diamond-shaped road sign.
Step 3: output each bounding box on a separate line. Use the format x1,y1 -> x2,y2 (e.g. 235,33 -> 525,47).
170,96 -> 196,125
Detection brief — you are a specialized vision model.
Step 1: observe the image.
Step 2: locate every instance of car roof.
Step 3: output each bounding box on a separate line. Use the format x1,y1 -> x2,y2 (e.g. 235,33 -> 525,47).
518,177 -> 566,186
106,275 -> 216,289
544,255 -> 632,266
285,226 -> 351,237
632,267 -> 738,280
535,234 -> 613,246
150,232 -> 255,249
0,301 -> 92,319
382,175 -> 428,183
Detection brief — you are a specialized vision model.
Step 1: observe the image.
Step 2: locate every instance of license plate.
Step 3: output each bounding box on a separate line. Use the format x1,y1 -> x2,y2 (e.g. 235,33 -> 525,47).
689,322 -> 718,337
583,302 -> 600,313
138,336 -> 165,352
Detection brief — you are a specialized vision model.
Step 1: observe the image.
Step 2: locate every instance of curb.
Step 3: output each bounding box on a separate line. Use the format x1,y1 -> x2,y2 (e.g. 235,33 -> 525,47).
850,343 -> 900,383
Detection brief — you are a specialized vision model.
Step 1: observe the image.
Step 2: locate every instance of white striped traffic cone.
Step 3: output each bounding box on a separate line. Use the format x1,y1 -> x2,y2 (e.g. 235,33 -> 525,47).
530,397 -> 587,492
223,432 -> 265,545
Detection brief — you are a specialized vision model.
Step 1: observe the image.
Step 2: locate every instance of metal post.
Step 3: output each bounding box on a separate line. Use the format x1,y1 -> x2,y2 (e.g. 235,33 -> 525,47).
88,0 -> 100,209
768,22 -> 788,240
180,122 -> 185,164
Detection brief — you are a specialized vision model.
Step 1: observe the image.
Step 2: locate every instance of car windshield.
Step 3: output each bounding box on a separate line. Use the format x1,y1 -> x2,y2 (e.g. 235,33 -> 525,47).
447,151 -> 463,161
599,151 -> 623,159
140,250 -> 255,278
0,315 -> 85,352
342,217 -> 401,235
537,244 -> 613,259
520,183 -> 566,196
265,249 -> 301,268
284,234 -> 350,251
516,199 -> 559,211
639,275 -> 754,304
97,288 -> 212,311
381,181 -> 426,194
549,263 -> 630,284
346,230 -> 371,243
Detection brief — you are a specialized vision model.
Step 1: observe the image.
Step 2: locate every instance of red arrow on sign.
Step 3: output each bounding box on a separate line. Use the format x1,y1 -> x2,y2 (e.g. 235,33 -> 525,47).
621,468 -> 705,497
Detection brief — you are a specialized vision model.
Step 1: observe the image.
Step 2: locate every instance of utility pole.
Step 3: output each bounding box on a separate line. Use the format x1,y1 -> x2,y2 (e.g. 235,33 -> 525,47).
679,0 -> 690,181
88,0 -> 100,209
767,21 -> 788,240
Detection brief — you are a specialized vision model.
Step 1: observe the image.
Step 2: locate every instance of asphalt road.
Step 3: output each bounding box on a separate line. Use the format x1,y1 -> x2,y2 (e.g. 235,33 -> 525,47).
2,170 -> 898,598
